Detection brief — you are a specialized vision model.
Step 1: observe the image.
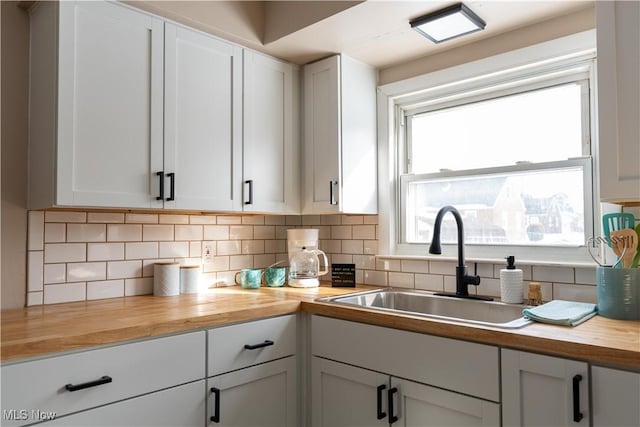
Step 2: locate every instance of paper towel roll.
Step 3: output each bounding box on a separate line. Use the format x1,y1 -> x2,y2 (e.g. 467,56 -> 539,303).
180,265 -> 200,294
153,262 -> 180,296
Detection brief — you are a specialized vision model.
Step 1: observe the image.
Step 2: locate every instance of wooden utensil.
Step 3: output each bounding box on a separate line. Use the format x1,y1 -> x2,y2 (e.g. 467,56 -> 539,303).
602,213 -> 635,246
611,229 -> 637,268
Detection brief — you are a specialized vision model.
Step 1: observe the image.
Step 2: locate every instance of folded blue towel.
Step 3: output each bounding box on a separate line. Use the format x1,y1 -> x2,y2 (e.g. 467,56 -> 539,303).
523,300 -> 597,326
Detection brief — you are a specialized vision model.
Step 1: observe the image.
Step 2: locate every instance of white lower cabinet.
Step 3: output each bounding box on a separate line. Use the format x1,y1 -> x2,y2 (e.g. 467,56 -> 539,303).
312,357 -> 499,427
207,356 -> 297,427
592,366 -> 640,427
207,315 -> 298,426
501,349 -> 589,427
311,316 -> 500,426
40,380 -> 205,426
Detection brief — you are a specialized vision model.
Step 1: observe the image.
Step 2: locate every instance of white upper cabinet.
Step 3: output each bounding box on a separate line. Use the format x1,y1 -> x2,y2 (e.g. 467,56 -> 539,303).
243,51 -> 300,214
303,54 -> 378,214
164,23 -> 242,211
29,1 -> 165,209
596,1 -> 640,204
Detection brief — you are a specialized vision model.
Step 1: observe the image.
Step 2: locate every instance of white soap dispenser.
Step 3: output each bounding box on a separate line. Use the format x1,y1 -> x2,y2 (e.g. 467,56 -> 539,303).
500,256 -> 523,303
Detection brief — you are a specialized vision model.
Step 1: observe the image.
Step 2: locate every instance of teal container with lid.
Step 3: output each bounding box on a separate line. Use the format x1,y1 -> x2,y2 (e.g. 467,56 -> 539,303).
596,266 -> 640,320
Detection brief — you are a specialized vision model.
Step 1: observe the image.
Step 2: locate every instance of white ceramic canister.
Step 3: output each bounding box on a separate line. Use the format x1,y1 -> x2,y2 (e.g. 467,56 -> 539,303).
500,256 -> 523,303
180,265 -> 200,294
153,262 -> 180,296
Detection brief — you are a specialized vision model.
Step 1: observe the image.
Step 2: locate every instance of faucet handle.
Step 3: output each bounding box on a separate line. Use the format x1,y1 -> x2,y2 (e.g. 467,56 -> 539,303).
464,274 -> 481,286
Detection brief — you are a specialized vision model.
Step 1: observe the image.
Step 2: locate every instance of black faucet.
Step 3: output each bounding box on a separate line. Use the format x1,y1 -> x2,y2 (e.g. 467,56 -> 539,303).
428,206 -> 492,301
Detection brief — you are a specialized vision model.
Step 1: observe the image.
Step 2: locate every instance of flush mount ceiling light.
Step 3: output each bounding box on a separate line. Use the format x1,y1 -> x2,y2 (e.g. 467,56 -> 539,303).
410,3 -> 486,44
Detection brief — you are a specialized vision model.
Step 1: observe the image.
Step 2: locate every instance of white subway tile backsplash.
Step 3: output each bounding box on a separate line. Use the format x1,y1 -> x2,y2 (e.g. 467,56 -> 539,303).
125,277 -> 153,296
320,215 -> 341,225
317,226 -> 331,240
126,242 -> 158,260
429,260 -> 457,275
401,260 -> 429,274
44,243 -> 86,263
376,258 -> 401,271
67,224 -> 106,242
107,260 -> 142,280
265,216 -> 286,226
242,240 -> 264,255
44,223 -> 66,243
253,226 -> 275,239
230,225 -> 253,240
67,262 -> 106,282
389,272 -> 414,289
28,211 -> 44,251
28,251 -> 44,292
126,213 -> 158,224
363,215 -> 378,225
218,240 -> 242,256
478,277 -> 500,299
364,270 -> 387,286
204,256 -> 230,273
575,267 -> 597,285
189,215 -> 217,225
159,241 -> 189,258
285,215 -> 302,226
415,274 -> 444,292
332,254 -> 354,264
265,240 -> 286,254
217,215 -> 242,225
27,291 -> 43,306
242,216 -> 265,225
553,282 -> 597,304
353,255 -> 376,270
342,240 -> 364,254
352,225 -> 375,240
342,215 -> 364,225
87,280 -> 125,300
363,240 -> 378,255
87,212 -> 124,223
107,224 -> 142,242
443,276 -> 457,293
159,214 -> 189,224
275,226 -> 289,239
143,225 -> 173,241
229,255 -> 253,270
532,266 -> 574,283
142,259 -> 175,277
190,241 -> 202,258
44,264 -> 66,284
87,243 -> 124,261
204,225 -> 230,240
215,271 -> 235,286
254,254 -> 276,268
44,283 -> 86,304
45,211 -> 86,223
302,215 -> 321,226
331,225 -> 352,240
320,240 -> 341,254
175,225 -> 203,241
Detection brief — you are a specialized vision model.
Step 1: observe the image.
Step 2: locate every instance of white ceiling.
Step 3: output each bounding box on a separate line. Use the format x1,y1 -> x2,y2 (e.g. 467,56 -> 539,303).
133,1 -> 594,69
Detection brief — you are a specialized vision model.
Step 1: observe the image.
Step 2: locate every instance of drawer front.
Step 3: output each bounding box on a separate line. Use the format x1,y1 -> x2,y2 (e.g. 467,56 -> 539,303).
1,331 -> 205,426
208,315 -> 296,376
311,315 -> 499,402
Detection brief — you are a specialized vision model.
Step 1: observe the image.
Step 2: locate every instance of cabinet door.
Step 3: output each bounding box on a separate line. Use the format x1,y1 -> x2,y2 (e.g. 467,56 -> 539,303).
596,1 -> 640,203
39,380 -> 205,426
392,377 -> 500,427
303,55 -> 341,214
502,349 -> 589,427
164,23 -> 242,211
592,366 -> 640,427
243,51 -> 299,213
207,356 -> 297,427
56,1 -> 164,208
311,357 -> 388,427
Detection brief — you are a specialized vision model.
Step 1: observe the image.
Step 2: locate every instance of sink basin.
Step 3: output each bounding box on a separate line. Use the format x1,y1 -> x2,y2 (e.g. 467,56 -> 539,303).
317,288 -> 532,329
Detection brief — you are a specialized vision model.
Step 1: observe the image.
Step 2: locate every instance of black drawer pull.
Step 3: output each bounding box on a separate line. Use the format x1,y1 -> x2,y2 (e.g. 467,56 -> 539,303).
388,386 -> 399,424
572,374 -> 584,422
210,387 -> 220,423
166,172 -> 175,201
376,384 -> 387,420
65,375 -> 112,392
156,171 -> 164,200
244,340 -> 274,350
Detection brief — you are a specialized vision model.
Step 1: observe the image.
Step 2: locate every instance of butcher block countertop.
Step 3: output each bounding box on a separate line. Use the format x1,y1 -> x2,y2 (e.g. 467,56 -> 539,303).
2,285 -> 639,370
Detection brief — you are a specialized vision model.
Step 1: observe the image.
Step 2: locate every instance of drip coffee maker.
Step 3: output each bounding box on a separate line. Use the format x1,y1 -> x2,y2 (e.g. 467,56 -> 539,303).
287,229 -> 328,287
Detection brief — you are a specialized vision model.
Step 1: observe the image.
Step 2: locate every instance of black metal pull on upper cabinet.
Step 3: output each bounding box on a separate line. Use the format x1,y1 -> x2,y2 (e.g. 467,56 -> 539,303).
210,387 -> 221,423
64,375 -> 112,392
156,171 -> 164,200
166,172 -> 175,201
388,386 -> 399,424
572,374 -> 584,422
244,180 -> 253,205
376,384 -> 387,420
329,180 -> 338,205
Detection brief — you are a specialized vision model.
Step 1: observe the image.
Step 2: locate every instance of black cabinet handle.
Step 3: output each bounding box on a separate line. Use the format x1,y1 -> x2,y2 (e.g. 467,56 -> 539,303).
156,171 -> 164,200
376,384 -> 387,420
388,386 -> 399,424
64,375 -> 112,392
166,172 -> 175,201
572,374 -> 584,422
210,387 -> 220,423
244,340 -> 274,350
329,180 -> 338,205
244,180 -> 253,205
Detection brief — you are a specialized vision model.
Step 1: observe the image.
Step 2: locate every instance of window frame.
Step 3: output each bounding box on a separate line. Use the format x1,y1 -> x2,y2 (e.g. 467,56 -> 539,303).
376,30 -> 599,265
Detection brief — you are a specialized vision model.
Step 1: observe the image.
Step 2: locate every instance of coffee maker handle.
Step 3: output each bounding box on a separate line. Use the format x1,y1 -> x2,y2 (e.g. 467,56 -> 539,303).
314,249 -> 329,276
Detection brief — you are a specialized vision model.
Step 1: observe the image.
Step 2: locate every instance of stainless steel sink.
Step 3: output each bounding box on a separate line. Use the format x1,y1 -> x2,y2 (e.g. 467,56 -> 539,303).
317,288 -> 532,329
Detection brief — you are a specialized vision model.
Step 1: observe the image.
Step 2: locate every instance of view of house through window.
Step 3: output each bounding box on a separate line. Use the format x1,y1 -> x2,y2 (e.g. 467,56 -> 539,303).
402,77 -> 592,248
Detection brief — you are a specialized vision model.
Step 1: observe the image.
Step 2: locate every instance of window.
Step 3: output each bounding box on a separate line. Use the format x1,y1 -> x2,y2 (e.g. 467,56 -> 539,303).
378,32 -> 598,263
